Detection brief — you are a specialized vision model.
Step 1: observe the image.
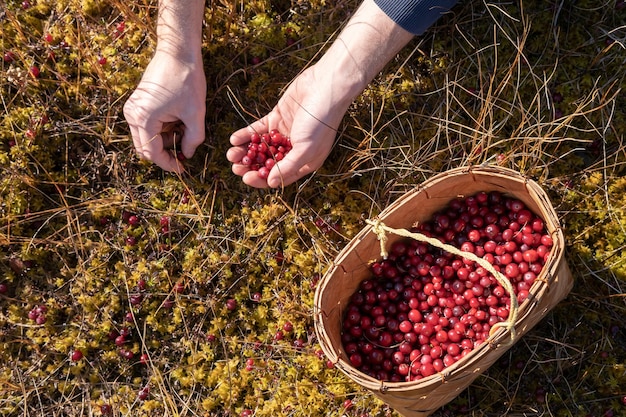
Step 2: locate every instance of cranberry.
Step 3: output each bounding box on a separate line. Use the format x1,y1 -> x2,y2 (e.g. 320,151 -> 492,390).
70,349 -> 83,361
239,129 -> 292,179
226,298 -> 238,311
29,65 -> 40,78
3,51 -> 15,63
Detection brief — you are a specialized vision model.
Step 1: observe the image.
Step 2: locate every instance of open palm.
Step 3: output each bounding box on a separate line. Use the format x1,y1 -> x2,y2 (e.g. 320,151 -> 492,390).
227,66 -> 350,188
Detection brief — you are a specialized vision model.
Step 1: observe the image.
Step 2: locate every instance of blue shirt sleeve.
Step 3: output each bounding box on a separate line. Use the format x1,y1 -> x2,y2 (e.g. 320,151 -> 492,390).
374,0 -> 459,35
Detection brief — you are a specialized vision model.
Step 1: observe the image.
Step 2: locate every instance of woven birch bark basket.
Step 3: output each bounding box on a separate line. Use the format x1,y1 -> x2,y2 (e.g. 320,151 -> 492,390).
313,165 -> 573,417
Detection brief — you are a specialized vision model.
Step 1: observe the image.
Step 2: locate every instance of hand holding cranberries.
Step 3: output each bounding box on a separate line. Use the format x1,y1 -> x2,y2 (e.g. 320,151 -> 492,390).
341,191 -> 553,382
239,129 -> 292,179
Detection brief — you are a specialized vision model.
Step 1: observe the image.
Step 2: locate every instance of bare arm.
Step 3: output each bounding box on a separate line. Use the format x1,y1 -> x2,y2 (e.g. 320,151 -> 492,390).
227,0 -> 414,188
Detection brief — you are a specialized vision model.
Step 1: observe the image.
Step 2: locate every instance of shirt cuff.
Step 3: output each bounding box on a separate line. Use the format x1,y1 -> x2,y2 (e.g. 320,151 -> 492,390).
374,0 -> 459,35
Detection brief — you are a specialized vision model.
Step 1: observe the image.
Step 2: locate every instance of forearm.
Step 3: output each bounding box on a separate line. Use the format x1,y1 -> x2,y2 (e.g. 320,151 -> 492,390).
313,0 -> 415,108
155,0 -> 205,63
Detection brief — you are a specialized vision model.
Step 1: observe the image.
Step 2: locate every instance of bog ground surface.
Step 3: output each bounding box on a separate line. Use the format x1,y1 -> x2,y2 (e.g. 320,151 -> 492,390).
1,1 -> 626,416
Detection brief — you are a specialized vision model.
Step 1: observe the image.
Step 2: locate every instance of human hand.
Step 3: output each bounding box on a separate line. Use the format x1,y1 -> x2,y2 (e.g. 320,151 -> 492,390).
227,0 -> 415,188
123,50 -> 206,172
227,66 -> 351,188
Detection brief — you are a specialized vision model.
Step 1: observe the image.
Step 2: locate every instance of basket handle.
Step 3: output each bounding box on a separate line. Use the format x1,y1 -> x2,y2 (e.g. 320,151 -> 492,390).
366,218 -> 518,343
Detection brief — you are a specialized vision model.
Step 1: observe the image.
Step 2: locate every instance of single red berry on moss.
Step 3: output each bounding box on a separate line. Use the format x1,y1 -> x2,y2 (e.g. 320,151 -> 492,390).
162,298 -> 174,309
29,65 -> 40,78
129,293 -> 143,306
115,335 -> 126,346
127,215 -> 139,226
119,349 -> 134,360
70,349 -> 83,362
124,312 -> 133,322
173,281 -> 185,294
226,298 -> 238,311
0,283 -> 8,294
140,353 -> 149,365
3,51 -> 15,63
125,236 -> 137,246
43,33 -> 53,43
241,410 -> 253,417
283,321 -> 293,332
274,251 -> 284,265
100,404 -> 112,415
137,386 -> 149,401
342,399 -> 353,410
251,292 -> 262,302
293,338 -> 305,349
97,56 -> 107,65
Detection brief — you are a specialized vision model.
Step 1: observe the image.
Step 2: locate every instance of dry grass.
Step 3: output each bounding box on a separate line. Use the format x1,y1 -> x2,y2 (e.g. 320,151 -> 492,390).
1,0 -> 625,416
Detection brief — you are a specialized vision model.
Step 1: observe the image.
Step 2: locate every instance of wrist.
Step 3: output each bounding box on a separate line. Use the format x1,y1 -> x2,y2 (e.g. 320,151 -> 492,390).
155,0 -> 204,64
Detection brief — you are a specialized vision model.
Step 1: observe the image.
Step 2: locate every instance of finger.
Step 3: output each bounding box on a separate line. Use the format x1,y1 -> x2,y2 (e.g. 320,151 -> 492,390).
266,156 -> 311,188
137,126 -> 184,173
226,146 -> 247,164
179,112 -> 206,158
230,119 -> 269,146
124,105 -> 148,160
231,161 -> 250,177
127,122 -> 145,159
241,170 -> 270,188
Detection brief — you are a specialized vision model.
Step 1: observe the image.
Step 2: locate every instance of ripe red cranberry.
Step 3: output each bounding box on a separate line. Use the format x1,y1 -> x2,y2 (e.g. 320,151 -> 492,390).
225,298 -> 238,311
3,51 -> 15,63
127,214 -> 139,226
70,349 -> 83,361
173,281 -> 185,294
29,65 -> 40,78
137,386 -> 149,401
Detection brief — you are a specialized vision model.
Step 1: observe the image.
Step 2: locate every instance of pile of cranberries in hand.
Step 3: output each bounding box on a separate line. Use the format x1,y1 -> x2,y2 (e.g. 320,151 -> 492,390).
239,129 -> 292,179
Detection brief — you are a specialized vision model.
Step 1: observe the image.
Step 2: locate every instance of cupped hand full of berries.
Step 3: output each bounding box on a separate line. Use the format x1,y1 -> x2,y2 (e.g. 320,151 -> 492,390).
227,66 -> 351,188
237,129 -> 293,181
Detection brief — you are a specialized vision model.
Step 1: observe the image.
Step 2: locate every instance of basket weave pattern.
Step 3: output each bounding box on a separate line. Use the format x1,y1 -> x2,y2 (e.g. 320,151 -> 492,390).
313,166 -> 573,417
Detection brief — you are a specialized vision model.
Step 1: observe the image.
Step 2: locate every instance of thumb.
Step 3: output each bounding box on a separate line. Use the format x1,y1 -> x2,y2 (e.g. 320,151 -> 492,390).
180,115 -> 206,158
267,151 -> 313,188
